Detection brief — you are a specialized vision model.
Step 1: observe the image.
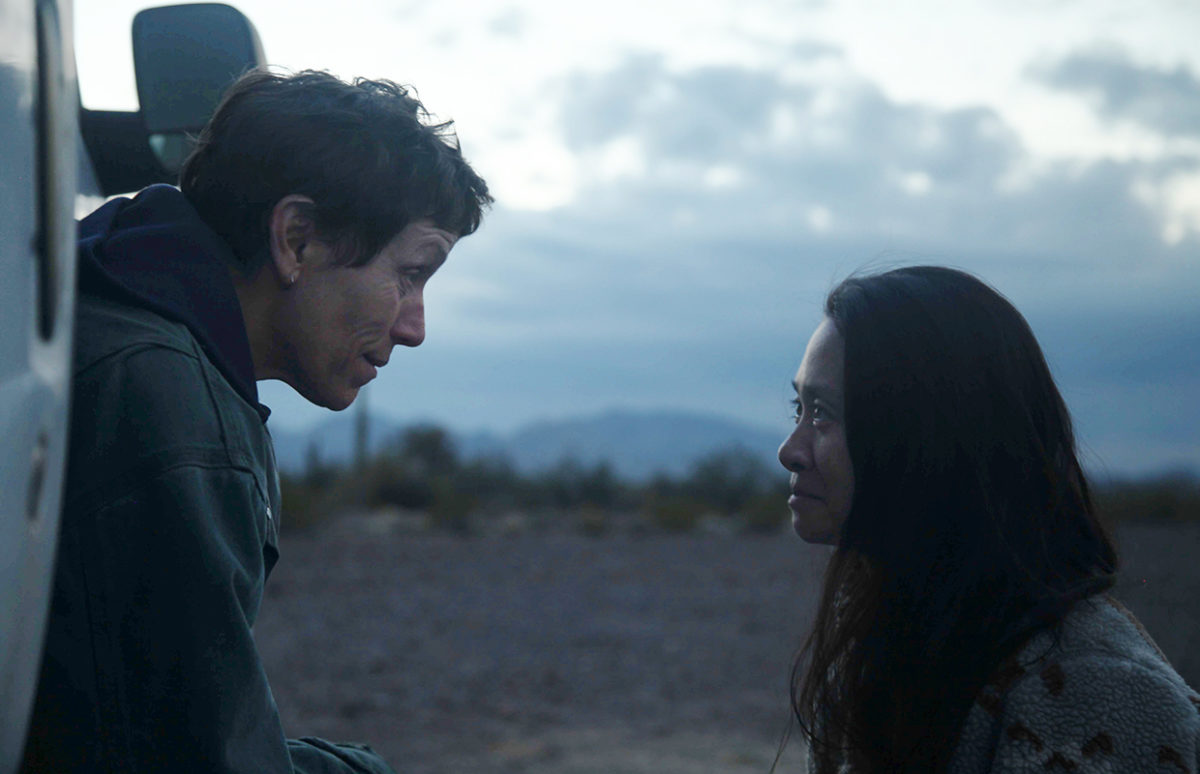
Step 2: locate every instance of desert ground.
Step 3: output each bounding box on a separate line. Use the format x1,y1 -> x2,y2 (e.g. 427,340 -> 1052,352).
254,516 -> 1200,773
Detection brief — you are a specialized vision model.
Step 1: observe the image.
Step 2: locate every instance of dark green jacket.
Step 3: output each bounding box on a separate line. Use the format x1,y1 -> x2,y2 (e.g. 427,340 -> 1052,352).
22,186 -> 396,773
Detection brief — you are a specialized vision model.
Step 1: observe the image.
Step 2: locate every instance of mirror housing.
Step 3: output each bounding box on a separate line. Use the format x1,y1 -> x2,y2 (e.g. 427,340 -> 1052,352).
133,4 -> 264,133
132,3 -> 265,178
82,3 -> 265,195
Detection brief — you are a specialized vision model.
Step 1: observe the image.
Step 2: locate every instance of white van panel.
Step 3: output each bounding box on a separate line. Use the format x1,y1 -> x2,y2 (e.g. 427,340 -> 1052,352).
0,0 -> 79,767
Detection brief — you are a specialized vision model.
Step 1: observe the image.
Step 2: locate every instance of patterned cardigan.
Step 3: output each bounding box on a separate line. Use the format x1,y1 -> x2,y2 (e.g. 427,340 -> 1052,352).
947,594 -> 1200,773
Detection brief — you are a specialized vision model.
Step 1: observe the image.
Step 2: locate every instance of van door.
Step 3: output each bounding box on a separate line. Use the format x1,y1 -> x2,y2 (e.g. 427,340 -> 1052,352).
0,0 -> 79,768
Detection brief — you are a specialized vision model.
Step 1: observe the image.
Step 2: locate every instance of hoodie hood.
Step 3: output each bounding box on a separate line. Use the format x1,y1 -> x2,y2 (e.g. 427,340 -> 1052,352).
77,184 -> 268,421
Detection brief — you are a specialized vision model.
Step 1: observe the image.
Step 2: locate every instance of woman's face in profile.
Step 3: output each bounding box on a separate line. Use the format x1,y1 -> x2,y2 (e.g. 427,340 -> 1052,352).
778,317 -> 855,545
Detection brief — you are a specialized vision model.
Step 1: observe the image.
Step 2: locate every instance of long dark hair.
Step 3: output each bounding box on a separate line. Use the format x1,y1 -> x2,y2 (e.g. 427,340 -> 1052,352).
792,266 -> 1117,773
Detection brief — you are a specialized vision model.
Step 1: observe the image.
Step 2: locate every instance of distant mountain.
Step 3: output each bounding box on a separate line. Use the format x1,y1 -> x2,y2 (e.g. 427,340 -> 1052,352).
269,408 -> 784,481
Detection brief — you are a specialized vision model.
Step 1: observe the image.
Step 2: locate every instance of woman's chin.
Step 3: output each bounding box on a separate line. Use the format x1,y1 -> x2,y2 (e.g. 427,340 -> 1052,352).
791,512 -> 838,546
325,387 -> 360,411
296,381 -> 359,412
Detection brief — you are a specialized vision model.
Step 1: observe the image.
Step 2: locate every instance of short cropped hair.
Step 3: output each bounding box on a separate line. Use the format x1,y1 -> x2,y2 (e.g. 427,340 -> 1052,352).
180,69 -> 492,272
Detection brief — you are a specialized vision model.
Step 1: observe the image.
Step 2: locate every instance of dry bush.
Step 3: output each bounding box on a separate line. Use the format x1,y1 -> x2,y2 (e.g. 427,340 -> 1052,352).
1094,474 -> 1200,523
740,492 -> 788,534
278,474 -> 330,530
645,495 -> 707,532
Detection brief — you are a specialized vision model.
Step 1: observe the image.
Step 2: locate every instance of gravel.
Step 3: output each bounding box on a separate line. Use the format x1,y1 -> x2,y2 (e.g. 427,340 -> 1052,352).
254,518 -> 1200,773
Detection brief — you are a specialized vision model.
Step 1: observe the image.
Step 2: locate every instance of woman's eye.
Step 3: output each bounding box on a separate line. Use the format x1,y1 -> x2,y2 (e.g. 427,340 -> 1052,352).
397,267 -> 427,292
792,399 -> 833,425
810,402 -> 835,427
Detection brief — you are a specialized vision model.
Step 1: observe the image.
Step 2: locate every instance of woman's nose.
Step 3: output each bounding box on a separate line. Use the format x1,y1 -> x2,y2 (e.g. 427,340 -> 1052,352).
778,423 -> 813,472
391,296 -> 426,347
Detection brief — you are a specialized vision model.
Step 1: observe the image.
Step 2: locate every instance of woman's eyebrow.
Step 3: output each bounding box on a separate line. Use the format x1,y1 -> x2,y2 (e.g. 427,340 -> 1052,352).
792,380 -> 836,400
411,240 -> 450,266
794,383 -> 842,412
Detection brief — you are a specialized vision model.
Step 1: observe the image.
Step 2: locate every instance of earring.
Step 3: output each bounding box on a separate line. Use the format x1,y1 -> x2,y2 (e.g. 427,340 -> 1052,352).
286,271 -> 299,287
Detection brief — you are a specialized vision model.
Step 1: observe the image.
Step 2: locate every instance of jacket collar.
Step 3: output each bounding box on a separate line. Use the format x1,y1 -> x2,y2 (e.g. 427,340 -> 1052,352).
77,184 -> 270,422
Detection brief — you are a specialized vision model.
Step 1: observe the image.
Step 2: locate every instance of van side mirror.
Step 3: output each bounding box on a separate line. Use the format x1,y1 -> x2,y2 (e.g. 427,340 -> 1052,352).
131,3 -> 265,173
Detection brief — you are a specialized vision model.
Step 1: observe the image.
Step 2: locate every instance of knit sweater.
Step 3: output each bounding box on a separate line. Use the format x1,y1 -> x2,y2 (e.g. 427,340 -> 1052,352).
947,594 -> 1200,773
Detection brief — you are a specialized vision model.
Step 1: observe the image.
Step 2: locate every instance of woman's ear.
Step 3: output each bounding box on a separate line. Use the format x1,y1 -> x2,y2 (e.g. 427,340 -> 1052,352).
268,194 -> 317,288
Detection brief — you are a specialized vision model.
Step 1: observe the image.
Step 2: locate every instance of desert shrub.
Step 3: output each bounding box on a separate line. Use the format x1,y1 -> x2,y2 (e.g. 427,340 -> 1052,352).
302,441 -> 338,489
543,458 -> 591,510
741,491 -> 789,534
578,461 -> 623,509
393,424 -> 459,478
524,458 -> 630,512
278,472 -> 328,530
452,455 -> 525,511
645,494 -> 707,532
685,447 -> 774,515
644,472 -> 682,501
429,476 -> 474,534
577,505 -> 610,537
1094,473 -> 1200,523
360,459 -> 433,510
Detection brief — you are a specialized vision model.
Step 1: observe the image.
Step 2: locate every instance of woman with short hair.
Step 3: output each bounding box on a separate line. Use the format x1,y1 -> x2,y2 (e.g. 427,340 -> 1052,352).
778,266 -> 1198,773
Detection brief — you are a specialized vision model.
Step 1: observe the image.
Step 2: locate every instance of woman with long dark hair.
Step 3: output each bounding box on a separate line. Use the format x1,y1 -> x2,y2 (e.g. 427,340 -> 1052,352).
777,266 -> 1198,773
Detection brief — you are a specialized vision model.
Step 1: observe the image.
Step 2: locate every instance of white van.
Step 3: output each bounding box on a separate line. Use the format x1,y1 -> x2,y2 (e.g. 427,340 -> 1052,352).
0,3 -> 261,766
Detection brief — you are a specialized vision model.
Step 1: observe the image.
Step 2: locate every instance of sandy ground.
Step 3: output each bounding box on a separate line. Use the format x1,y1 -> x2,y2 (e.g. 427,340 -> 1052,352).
253,517 -> 1200,773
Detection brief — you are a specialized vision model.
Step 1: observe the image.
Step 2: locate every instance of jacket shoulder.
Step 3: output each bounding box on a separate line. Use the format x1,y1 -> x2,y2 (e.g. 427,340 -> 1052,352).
67,294 -> 274,515
952,596 -> 1200,773
73,293 -> 198,373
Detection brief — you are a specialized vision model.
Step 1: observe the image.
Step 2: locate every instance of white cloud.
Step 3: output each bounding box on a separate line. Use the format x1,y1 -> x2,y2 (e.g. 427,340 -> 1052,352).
898,170 -> 933,196
1135,168 -> 1200,245
806,205 -> 834,233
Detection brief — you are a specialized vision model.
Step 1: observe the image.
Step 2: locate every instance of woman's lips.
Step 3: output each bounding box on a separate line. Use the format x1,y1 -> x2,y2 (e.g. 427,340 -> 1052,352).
789,490 -> 824,508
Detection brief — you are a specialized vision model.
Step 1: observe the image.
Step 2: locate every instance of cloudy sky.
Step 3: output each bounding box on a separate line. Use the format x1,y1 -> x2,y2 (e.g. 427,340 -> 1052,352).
75,0 -> 1199,477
